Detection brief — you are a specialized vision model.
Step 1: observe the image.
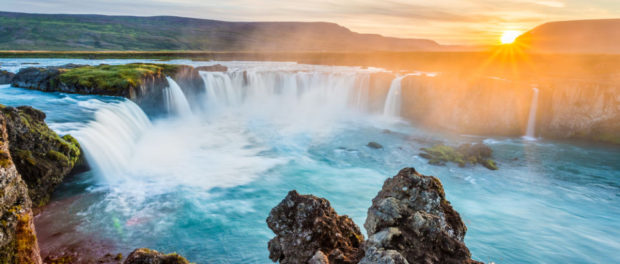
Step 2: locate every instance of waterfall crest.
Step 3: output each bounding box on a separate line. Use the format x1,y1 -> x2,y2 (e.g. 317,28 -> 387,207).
383,75 -> 407,117
73,100 -> 152,181
164,77 -> 193,117
524,87 -> 539,140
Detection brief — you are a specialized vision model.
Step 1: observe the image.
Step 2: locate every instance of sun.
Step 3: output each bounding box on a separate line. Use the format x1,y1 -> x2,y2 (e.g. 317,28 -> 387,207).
500,30 -> 522,44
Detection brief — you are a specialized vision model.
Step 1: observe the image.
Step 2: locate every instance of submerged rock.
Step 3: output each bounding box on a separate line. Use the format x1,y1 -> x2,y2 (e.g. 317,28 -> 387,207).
0,112 -> 42,264
266,190 -> 365,264
420,142 -> 498,170
362,168 -> 480,264
367,142 -> 383,149
124,248 -> 189,264
0,105 -> 82,206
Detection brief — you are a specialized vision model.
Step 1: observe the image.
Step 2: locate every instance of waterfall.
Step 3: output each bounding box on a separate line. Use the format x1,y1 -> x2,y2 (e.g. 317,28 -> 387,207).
383,75 -> 407,117
73,100 -> 152,182
164,77 -> 192,117
524,87 -> 539,140
198,70 -> 371,114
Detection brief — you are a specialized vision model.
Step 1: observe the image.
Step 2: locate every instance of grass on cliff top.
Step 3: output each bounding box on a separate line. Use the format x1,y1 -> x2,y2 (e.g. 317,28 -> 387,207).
58,63 -> 180,93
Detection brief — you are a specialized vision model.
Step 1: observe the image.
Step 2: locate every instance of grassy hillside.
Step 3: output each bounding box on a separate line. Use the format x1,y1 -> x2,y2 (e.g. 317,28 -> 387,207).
0,12 -> 440,51
515,19 -> 620,54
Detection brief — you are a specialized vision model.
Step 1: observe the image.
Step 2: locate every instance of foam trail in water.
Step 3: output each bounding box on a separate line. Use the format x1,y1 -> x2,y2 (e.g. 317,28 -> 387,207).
524,87 -> 539,140
383,75 -> 407,117
73,100 -> 152,182
164,77 -> 192,117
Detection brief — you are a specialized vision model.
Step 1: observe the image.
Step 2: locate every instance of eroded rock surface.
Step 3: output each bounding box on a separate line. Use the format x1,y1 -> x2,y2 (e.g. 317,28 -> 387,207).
0,112 -> 42,264
362,167 -> 480,264
267,190 -> 365,264
124,248 -> 189,264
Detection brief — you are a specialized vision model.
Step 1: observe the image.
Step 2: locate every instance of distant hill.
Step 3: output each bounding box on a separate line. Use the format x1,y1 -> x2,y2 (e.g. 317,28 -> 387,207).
0,11 -> 440,51
515,19 -> 620,54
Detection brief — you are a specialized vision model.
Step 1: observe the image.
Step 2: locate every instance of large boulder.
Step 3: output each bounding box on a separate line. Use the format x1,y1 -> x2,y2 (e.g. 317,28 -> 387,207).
123,248 -> 189,264
267,190 -> 365,264
420,143 -> 498,170
362,168 -> 480,264
0,112 -> 42,264
0,105 -> 81,207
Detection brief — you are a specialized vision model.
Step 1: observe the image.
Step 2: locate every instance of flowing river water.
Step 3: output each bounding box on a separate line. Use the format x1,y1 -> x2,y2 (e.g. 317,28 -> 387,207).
0,59 -> 618,263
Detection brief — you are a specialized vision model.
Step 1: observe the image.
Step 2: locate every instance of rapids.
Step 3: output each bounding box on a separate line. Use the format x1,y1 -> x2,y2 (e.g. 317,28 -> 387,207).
0,59 -> 618,264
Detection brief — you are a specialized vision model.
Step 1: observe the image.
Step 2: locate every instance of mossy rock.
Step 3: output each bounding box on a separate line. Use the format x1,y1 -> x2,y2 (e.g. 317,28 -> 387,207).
420,143 -> 498,170
58,63 -> 182,95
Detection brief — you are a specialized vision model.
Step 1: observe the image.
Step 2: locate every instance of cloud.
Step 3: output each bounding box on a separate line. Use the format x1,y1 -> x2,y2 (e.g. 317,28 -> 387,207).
534,1 -> 566,8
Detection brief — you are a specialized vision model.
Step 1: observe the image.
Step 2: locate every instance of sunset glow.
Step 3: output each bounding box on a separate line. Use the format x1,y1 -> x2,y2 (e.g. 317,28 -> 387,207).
500,30 -> 522,44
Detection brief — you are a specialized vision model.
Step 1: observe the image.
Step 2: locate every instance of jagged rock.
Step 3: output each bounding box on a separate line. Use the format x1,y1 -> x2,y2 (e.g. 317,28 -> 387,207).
0,112 -> 42,264
362,168 -> 480,264
123,248 -> 189,264
367,142 -> 383,149
0,105 -> 81,207
195,64 -> 228,72
266,190 -> 365,264
420,143 -> 498,170
0,70 -> 15,84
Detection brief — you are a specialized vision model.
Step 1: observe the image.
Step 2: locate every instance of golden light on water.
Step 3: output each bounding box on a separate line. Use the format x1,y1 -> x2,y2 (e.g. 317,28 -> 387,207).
500,30 -> 522,44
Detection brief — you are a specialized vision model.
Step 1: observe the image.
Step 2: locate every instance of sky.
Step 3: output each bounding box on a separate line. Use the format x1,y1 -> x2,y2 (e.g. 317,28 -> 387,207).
1,0 -> 619,45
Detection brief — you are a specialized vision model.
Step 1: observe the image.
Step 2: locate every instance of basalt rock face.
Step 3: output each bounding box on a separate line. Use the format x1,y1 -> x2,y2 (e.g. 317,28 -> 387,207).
362,168 -> 479,264
0,112 -> 42,264
0,70 -> 15,84
267,190 -> 365,264
123,248 -> 189,264
0,105 -> 81,207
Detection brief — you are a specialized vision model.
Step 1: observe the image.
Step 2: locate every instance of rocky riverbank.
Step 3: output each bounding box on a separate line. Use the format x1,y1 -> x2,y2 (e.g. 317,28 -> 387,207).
267,168 -> 482,264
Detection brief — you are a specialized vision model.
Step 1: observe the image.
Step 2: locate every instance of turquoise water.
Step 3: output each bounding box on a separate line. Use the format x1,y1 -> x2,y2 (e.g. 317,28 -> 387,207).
1,59 -> 619,263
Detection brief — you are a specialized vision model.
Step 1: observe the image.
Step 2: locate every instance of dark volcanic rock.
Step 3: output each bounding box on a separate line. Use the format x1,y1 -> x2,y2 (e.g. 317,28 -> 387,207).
0,112 -> 42,264
267,190 -> 365,264
195,64 -> 228,72
0,105 -> 81,207
124,248 -> 189,264
362,168 -> 480,264
0,70 -> 15,84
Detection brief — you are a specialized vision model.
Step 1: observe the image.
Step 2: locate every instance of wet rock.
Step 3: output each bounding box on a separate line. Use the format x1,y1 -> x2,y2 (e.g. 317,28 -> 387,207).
0,70 -> 15,84
124,248 -> 189,264
195,64 -> 228,72
0,112 -> 42,264
0,105 -> 81,206
420,142 -> 498,170
362,168 -> 480,264
367,142 -> 383,149
266,190 -> 365,264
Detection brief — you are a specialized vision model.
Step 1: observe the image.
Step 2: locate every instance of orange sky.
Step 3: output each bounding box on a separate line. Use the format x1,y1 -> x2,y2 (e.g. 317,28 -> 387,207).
4,0 -> 620,45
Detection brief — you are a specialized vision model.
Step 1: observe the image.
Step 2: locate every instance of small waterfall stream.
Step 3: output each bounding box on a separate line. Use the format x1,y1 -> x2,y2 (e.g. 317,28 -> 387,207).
383,75 -> 407,117
164,77 -> 193,117
524,87 -> 539,140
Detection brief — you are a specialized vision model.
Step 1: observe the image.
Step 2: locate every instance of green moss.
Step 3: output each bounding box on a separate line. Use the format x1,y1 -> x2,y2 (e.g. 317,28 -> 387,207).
58,63 -> 180,94
15,213 -> 38,264
14,149 -> 36,166
46,150 -> 68,163
0,149 -> 10,168
420,143 -> 498,170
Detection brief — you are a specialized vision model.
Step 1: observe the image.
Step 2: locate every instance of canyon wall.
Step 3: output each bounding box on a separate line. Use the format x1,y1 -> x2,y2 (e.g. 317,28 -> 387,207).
399,74 -> 620,143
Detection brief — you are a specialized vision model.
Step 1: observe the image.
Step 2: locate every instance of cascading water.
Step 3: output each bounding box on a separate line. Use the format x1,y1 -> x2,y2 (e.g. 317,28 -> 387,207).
524,87 -> 539,140
383,75 -> 407,117
72,99 -> 152,182
164,77 -> 193,117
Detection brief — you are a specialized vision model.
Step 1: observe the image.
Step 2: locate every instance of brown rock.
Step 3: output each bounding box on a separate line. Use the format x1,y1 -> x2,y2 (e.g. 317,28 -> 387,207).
123,248 -> 189,264
267,190 -> 365,264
